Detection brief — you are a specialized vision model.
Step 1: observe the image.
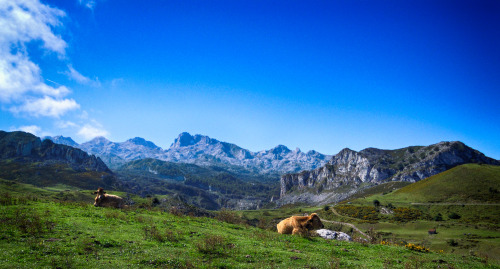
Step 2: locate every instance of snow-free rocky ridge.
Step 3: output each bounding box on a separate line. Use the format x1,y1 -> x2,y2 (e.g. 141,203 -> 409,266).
47,132 -> 331,175
279,141 -> 500,206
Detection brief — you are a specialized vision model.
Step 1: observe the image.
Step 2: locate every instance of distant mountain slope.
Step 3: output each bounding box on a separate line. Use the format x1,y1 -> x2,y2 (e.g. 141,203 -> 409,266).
44,135 -> 79,147
117,158 -> 280,210
78,136 -> 164,169
0,131 -> 115,189
47,132 -> 331,175
279,141 -> 500,206
0,131 -> 110,173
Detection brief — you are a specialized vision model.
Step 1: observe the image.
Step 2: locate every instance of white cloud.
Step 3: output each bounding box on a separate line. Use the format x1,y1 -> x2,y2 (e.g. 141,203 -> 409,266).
56,120 -> 78,129
0,0 -> 67,54
77,123 -> 109,140
110,78 -> 124,89
10,95 -> 80,117
0,0 -> 82,118
66,65 -> 91,84
78,0 -> 97,10
65,65 -> 101,86
13,125 -> 42,136
0,51 -> 71,102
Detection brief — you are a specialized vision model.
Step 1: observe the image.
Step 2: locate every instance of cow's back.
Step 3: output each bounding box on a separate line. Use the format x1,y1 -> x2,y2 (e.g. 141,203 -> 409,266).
103,194 -> 125,208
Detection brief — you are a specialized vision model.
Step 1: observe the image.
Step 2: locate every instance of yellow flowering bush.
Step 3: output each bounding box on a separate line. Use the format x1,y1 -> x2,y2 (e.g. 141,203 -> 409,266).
405,243 -> 429,253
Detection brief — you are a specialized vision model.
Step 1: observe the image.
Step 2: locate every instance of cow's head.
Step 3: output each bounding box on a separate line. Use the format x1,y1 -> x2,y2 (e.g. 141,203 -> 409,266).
306,213 -> 324,230
93,187 -> 106,207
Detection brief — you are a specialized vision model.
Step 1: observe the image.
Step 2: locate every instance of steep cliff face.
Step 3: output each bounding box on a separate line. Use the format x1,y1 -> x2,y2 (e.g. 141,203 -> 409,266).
279,141 -> 499,205
0,131 -> 110,173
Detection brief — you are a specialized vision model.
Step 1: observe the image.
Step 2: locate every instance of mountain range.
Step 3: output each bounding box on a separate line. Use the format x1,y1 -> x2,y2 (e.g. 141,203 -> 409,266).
279,141 -> 500,206
3,130 -> 499,210
46,132 -> 331,176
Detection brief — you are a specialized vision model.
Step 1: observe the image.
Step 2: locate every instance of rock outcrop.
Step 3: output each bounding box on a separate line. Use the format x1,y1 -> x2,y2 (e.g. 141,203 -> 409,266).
279,141 -> 499,205
316,229 -> 352,241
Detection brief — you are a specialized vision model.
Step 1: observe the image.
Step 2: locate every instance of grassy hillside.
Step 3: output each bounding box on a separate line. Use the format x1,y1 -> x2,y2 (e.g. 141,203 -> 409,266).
344,164 -> 500,224
349,164 -> 500,207
388,164 -> 500,204
0,180 -> 494,268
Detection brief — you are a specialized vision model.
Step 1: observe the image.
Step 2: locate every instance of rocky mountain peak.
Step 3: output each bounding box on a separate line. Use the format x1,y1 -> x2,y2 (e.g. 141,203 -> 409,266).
45,135 -> 79,147
270,145 -> 291,155
171,132 -> 197,148
87,136 -> 112,145
126,137 -> 160,149
337,148 -> 356,155
45,131 -> 331,175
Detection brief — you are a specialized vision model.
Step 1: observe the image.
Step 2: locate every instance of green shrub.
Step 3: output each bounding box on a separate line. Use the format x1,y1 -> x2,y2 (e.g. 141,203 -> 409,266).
215,208 -> 243,224
448,212 -> 461,219
196,235 -> 234,256
335,205 -> 380,221
392,208 -> 422,222
447,239 -> 459,247
13,208 -> 50,236
143,226 -> 181,243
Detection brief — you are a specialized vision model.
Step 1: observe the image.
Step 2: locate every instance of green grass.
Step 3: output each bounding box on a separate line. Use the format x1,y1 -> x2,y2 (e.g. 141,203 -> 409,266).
382,164 -> 500,204
1,182 -> 496,268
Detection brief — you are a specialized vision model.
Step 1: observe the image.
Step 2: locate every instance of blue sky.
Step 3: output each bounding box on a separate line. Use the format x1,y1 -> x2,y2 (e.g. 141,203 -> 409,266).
1,0 -> 499,159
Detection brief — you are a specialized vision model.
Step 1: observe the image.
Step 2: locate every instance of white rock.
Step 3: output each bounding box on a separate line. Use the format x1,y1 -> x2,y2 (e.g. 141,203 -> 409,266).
316,229 -> 352,241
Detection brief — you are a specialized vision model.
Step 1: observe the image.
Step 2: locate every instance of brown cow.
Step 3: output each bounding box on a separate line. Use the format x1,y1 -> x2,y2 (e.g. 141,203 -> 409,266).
277,213 -> 324,235
93,188 -> 125,208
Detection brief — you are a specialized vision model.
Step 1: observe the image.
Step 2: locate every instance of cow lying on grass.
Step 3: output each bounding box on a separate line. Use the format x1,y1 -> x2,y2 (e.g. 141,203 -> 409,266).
93,188 -> 125,208
277,213 -> 324,235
